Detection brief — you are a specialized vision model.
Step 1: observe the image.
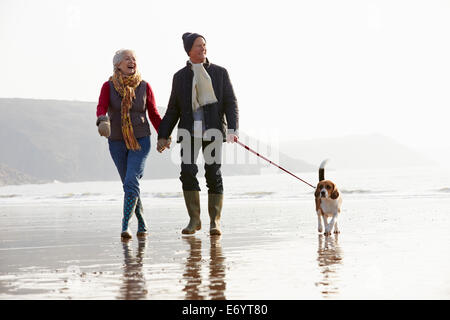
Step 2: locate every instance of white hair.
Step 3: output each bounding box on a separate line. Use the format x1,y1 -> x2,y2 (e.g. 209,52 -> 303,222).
113,49 -> 136,71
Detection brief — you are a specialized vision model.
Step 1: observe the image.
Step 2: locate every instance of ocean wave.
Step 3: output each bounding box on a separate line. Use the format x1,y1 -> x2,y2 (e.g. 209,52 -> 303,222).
233,191 -> 275,198
54,192 -> 102,199
340,189 -> 372,194
0,194 -> 20,198
151,192 -> 183,198
340,189 -> 392,194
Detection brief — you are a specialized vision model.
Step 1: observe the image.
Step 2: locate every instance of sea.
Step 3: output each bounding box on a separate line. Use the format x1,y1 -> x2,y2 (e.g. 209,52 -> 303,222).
0,165 -> 449,206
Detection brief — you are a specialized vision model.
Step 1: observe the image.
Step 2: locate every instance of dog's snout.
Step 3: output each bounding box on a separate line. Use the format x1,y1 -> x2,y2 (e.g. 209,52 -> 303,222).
320,190 -> 326,197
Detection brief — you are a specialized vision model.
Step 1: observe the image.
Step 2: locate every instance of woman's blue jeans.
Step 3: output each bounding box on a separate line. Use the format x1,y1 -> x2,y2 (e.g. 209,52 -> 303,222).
108,136 -> 151,198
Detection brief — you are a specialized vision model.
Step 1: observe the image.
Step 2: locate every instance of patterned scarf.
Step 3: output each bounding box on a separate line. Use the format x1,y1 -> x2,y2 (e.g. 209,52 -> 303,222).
110,70 -> 142,150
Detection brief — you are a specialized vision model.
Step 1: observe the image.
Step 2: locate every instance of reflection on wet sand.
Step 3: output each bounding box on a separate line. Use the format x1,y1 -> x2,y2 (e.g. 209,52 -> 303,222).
118,239 -> 148,300
182,236 -> 204,299
316,234 -> 343,298
182,236 -> 226,300
209,236 -> 226,300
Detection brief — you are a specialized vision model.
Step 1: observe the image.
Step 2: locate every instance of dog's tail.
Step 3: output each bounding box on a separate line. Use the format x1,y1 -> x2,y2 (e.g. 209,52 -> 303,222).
319,159 -> 329,181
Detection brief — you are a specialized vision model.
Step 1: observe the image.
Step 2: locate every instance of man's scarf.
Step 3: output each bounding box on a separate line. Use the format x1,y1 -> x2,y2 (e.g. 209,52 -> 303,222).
110,70 -> 142,151
190,61 -> 218,111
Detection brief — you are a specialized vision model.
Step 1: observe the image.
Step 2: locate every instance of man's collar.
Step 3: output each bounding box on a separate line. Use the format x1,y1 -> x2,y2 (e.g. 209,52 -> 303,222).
186,58 -> 210,69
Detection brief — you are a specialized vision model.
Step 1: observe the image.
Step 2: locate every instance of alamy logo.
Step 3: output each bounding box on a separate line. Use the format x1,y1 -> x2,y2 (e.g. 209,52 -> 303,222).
169,124 -> 280,166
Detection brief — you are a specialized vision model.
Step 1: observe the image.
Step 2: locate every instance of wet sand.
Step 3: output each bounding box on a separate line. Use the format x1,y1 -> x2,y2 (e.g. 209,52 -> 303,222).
1,196 -> 450,299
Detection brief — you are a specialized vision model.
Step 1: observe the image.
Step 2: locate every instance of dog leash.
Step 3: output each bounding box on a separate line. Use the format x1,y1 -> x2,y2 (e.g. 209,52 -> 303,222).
234,137 -> 316,189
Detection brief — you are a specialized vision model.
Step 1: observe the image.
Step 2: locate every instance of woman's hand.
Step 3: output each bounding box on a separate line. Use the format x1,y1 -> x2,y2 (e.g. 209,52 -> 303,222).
157,137 -> 171,153
97,116 -> 111,138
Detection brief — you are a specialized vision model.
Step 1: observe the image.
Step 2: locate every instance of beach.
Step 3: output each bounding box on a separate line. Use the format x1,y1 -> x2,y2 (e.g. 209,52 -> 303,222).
1,167 -> 450,299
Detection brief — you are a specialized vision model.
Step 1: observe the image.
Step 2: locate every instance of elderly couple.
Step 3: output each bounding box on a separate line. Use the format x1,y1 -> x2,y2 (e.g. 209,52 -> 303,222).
96,33 -> 239,240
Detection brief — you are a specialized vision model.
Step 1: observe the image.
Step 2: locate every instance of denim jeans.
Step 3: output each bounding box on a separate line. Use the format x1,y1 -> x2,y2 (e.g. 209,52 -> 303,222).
180,137 -> 223,194
108,136 -> 151,197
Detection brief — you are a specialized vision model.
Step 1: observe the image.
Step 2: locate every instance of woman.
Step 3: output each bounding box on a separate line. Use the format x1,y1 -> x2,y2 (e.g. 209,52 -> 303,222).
96,49 -> 162,240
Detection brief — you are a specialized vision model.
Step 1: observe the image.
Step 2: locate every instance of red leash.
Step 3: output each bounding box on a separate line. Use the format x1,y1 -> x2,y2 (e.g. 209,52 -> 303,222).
234,137 -> 316,189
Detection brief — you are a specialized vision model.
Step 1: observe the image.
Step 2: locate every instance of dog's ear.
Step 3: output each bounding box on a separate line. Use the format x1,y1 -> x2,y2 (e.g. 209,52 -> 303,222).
314,187 -> 320,198
331,187 -> 340,199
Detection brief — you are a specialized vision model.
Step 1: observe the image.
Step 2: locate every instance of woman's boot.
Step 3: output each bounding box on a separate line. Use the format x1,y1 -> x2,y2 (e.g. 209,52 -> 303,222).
122,194 -> 138,239
182,191 -> 201,234
208,193 -> 223,235
135,197 -> 148,238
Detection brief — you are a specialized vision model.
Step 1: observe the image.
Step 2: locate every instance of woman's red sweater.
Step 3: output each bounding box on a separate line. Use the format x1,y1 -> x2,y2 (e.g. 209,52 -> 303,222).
96,81 -> 162,132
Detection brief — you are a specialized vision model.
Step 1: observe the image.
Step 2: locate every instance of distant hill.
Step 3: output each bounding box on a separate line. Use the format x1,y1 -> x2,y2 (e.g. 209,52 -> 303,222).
0,163 -> 42,186
279,134 -> 435,170
0,98 -> 315,185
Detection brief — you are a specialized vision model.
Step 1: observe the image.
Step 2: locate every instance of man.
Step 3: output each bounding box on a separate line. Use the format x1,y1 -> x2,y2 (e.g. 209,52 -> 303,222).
157,32 -> 239,235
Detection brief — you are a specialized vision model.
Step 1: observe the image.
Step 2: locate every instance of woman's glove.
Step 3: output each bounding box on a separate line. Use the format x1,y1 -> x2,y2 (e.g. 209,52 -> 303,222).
96,115 -> 111,138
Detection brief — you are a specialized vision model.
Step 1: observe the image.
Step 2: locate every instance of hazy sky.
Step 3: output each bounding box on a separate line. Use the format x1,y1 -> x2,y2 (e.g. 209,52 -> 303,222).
1,0 -> 449,154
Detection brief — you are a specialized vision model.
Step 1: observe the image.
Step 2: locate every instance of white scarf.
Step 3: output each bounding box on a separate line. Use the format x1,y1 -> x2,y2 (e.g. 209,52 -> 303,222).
190,61 -> 218,111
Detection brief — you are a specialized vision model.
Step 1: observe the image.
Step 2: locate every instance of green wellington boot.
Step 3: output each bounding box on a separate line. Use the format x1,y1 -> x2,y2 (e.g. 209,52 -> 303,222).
208,193 -> 223,235
182,191 -> 201,234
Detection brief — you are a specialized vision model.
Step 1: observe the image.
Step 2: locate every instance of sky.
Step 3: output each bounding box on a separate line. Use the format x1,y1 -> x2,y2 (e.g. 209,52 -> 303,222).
1,0 -> 450,160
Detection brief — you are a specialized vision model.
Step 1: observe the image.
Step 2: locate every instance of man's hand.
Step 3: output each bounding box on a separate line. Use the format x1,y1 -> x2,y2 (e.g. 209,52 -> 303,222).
226,133 -> 238,143
157,137 -> 172,153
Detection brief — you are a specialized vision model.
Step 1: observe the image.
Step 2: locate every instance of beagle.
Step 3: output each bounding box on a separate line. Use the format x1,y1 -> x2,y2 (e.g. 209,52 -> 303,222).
315,160 -> 342,236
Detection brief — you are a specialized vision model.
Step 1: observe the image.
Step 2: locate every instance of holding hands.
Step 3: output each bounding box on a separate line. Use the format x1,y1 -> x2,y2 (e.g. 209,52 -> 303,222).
157,133 -> 235,153
157,137 -> 172,153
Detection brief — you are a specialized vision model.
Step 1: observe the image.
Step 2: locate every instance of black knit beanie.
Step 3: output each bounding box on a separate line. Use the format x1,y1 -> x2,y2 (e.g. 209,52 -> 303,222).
182,32 -> 205,55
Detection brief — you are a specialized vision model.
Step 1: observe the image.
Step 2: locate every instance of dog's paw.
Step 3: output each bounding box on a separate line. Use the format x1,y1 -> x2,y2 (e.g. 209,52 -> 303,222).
334,230 -> 340,234
324,231 -> 331,236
